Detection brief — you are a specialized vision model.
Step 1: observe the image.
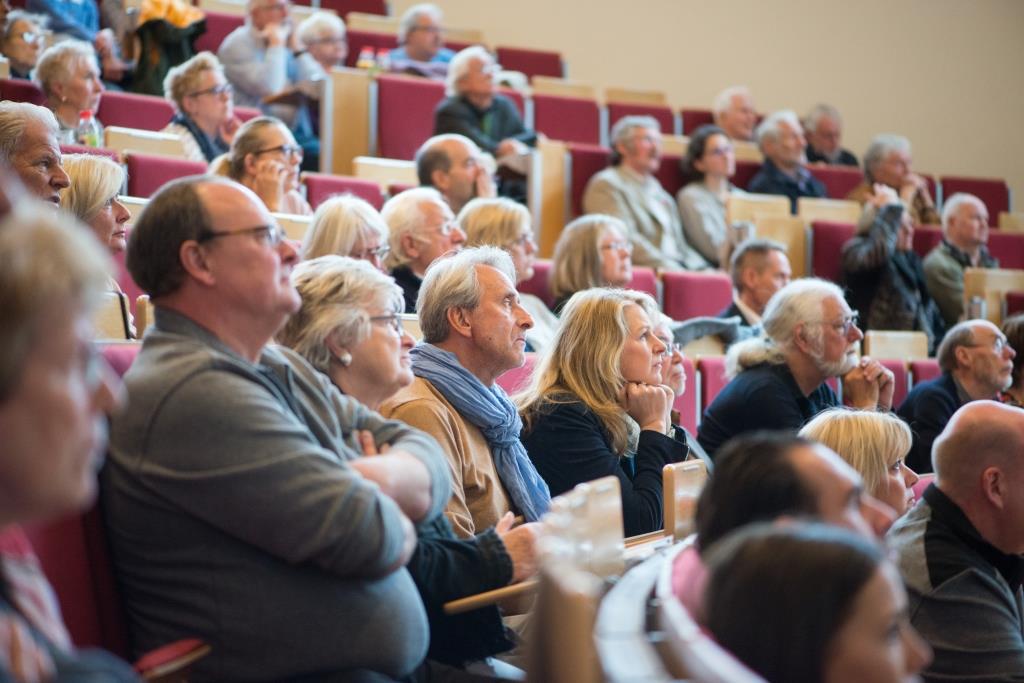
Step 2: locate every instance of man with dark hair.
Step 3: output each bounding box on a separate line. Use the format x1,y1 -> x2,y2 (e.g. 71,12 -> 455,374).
897,319 -> 1016,473
415,133 -> 495,215
103,175 -> 450,681
720,238 -> 791,326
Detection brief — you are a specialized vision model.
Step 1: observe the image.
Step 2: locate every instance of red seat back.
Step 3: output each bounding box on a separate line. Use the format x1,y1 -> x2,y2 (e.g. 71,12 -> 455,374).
60,144 -> 120,160
234,105 -> 261,122
519,259 -> 554,308
698,356 -> 729,412
987,231 -> 1024,269
0,77 -> 45,105
910,359 -> 941,386
655,153 -> 686,197
496,352 -> 536,395
673,356 -> 698,434
344,29 -> 398,68
811,220 -> 856,283
498,87 -> 526,119
568,143 -> 610,217
101,342 -> 142,377
732,160 -> 761,191
607,102 -> 675,138
662,271 -> 733,321
880,359 -> 909,408
626,267 -> 658,302
194,10 -> 244,54
911,225 -> 943,260
303,172 -> 384,210
680,108 -> 713,136
387,181 -> 415,197
112,248 -> 144,317
376,74 -> 445,160
313,0 -> 386,17
1007,291 -> 1024,318
97,92 -> 174,132
495,46 -> 563,80
532,93 -> 601,145
125,153 -> 207,198
807,165 -> 864,200
940,175 -> 1010,224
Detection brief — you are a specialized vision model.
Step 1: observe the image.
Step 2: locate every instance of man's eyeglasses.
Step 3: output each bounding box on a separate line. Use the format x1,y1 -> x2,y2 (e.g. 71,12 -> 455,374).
256,144 -> 304,161
19,31 -> 44,45
353,244 -> 390,260
369,313 -> 402,335
601,240 -> 633,253
197,224 -> 284,246
966,336 -> 1010,355
823,310 -> 859,336
658,340 -> 682,358
187,83 -> 233,98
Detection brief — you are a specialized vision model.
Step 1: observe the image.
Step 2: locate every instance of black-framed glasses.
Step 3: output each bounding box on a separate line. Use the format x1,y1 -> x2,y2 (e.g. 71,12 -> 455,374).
369,313 -> 402,335
187,83 -> 233,98
197,224 -> 284,246
255,144 -> 304,160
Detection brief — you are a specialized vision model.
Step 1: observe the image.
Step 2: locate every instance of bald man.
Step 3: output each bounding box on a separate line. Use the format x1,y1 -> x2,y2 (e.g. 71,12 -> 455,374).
889,401 -> 1024,682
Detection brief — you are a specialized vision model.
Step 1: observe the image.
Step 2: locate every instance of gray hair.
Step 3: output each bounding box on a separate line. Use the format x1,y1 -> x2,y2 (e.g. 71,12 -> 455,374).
33,39 -> 97,98
163,51 -> 223,112
804,103 -> 842,133
381,186 -> 447,269
296,10 -> 345,49
941,192 -> 987,234
729,238 -> 788,291
609,115 -> 660,166
398,2 -> 442,44
277,255 -> 403,374
712,85 -> 751,117
755,109 -> 802,150
417,245 -> 516,343
0,101 -> 58,163
2,10 -> 48,42
446,45 -> 491,97
936,320 -> 982,374
415,133 -> 478,187
302,194 -> 387,260
862,134 -> 910,183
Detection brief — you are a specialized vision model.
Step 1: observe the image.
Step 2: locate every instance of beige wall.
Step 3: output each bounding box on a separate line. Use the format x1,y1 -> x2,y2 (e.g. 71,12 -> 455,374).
396,0 -> 1024,213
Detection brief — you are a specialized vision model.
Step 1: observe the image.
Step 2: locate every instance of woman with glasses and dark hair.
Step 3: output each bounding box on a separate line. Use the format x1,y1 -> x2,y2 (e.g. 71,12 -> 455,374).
210,115 -> 312,215
302,194 -> 390,271
162,52 -> 242,163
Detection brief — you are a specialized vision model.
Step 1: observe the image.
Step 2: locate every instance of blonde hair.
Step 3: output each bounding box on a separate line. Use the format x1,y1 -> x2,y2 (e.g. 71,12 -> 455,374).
459,197 -> 530,249
33,39 -> 97,98
209,116 -> 283,180
516,288 -> 657,457
302,194 -> 387,260
163,51 -> 223,112
277,255 -> 404,374
799,408 -> 912,498
549,214 -> 626,302
59,153 -> 125,224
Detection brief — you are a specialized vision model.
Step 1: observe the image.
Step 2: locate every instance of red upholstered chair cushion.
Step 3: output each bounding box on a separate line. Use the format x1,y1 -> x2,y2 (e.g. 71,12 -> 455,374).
111,249 -> 144,317
387,182 -> 415,197
656,153 -> 686,198
627,267 -> 658,302
344,29 -> 398,68
911,226 -> 944,259
568,143 -> 610,217
125,153 -> 207,198
532,93 -> 601,145
194,10 -> 244,54
519,259 -> 554,308
698,356 -> 729,412
940,175 -> 1010,224
732,160 -> 761,191
811,220 -> 856,283
101,342 -> 142,377
607,102 -> 675,138
495,46 -> 563,80
876,359 -> 909,408
498,87 -> 526,119
807,165 -> 864,200
314,0 -> 386,17
0,77 -> 45,105
1007,291 -> 1024,317
680,109 -> 713,136
662,271 -> 733,321
496,353 -> 536,395
987,231 -> 1024,269
234,106 -> 261,122
673,356 -> 699,434
303,172 -> 384,210
60,144 -> 120,160
97,92 -> 174,132
910,359 -> 941,386
376,74 -> 445,160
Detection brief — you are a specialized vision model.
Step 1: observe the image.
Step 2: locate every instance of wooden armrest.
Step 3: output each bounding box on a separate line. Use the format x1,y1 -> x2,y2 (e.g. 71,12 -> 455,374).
624,529 -> 666,548
134,638 -> 211,682
443,579 -> 539,615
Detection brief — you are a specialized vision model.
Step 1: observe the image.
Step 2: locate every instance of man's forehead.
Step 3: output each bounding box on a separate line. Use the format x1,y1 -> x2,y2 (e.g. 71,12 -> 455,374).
199,181 -> 269,226
14,122 -> 58,156
477,263 -> 514,292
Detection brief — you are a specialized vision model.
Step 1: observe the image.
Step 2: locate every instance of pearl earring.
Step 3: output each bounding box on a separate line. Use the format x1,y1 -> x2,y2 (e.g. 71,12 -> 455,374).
334,350 -> 352,367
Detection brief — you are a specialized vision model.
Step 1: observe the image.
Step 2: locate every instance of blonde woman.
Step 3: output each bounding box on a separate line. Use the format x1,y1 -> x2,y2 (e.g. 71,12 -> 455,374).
549,214 -> 632,314
209,116 -> 312,215
162,51 -> 241,162
301,194 -> 389,270
800,407 -> 920,516
518,288 -> 692,536
33,40 -> 103,142
458,196 -> 559,351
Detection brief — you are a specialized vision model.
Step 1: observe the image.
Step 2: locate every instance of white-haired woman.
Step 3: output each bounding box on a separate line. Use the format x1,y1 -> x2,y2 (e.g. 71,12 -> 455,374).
0,10 -> 48,79
549,214 -> 633,314
302,194 -> 389,270
162,51 -> 241,163
33,39 -> 103,142
458,196 -> 558,351
295,11 -> 347,80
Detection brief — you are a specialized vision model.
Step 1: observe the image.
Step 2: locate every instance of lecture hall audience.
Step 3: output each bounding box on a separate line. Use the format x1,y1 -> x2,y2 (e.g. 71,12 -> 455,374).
548,214 -> 633,314
33,39 -> 103,143
0,100 -> 69,203
848,133 -> 940,226
803,103 -> 858,166
161,51 -> 241,163
294,10 -> 347,80
711,85 -> 757,142
719,238 -> 792,326
747,109 -> 827,212
417,133 -> 496,215
301,193 -> 390,270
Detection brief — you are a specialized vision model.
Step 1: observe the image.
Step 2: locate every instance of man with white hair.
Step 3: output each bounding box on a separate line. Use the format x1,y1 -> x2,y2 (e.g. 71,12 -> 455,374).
389,3 -> 453,64
889,400 -> 1024,681
382,186 -> 467,312
583,115 -> 710,271
697,278 -> 895,458
416,133 -> 495,215
804,103 -> 858,167
748,110 -> 827,212
381,246 -> 550,539
712,85 -> 757,142
897,319 -> 1015,473
847,133 -> 940,225
0,101 -> 69,204
924,193 -> 998,327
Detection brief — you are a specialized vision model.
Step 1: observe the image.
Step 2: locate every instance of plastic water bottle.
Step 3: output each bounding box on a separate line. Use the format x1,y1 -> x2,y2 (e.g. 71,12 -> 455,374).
375,48 -> 391,73
75,110 -> 103,148
356,47 -> 375,71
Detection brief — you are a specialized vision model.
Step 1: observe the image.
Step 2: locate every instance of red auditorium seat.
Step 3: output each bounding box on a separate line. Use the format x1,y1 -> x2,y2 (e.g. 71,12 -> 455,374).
309,0 -> 386,17
303,172 -> 384,209
732,159 -> 760,191
881,359 -> 909,407
656,153 -> 686,197
808,165 -> 864,200
60,144 -> 120,160
113,249 -> 144,317
387,181 -> 415,197
97,91 -> 174,132
921,174 -> 938,205
680,108 -> 713,135
235,105 -> 261,122
101,342 -> 142,377
498,87 -> 526,118
532,93 -> 601,145
986,231 -> 1024,269
698,356 -> 729,412
910,359 -> 941,387
811,220 -> 856,283
344,30 -> 398,68
911,226 -> 943,259
376,74 -> 445,160
662,270 -> 733,321
519,259 -> 554,308
940,175 -> 1010,223
495,46 -> 563,80
567,142 -> 610,217
627,267 -> 658,302
126,153 -> 207,198
1007,292 -> 1024,317
0,77 -> 45,105
496,352 -> 536,394
607,102 -> 675,139
674,357 -> 699,434
194,10 -> 244,54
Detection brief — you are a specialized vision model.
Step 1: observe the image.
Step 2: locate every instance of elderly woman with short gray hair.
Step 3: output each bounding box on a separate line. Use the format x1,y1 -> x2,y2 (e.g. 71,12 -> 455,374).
33,39 -> 103,141
161,51 -> 240,163
302,194 -> 389,270
847,133 -> 939,225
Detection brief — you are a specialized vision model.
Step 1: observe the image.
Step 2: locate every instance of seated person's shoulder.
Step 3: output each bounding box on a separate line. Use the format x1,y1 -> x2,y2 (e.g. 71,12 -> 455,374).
380,378 -> 456,421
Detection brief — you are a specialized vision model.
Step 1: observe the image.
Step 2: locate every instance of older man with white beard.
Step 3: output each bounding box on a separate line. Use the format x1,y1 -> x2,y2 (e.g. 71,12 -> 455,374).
698,278 -> 895,459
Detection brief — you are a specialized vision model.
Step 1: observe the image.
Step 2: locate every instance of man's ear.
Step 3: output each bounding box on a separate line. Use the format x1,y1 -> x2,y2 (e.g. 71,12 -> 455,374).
179,240 -> 217,286
981,466 -> 1006,510
792,322 -> 812,354
445,306 -> 472,339
430,168 -> 450,192
401,232 -> 422,260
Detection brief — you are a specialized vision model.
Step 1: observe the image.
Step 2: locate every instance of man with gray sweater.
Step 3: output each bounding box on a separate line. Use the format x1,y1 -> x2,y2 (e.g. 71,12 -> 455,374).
101,175 -> 450,682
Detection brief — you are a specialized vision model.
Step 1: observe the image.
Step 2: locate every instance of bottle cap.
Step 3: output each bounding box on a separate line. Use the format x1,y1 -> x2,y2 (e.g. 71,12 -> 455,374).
78,110 -> 93,120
